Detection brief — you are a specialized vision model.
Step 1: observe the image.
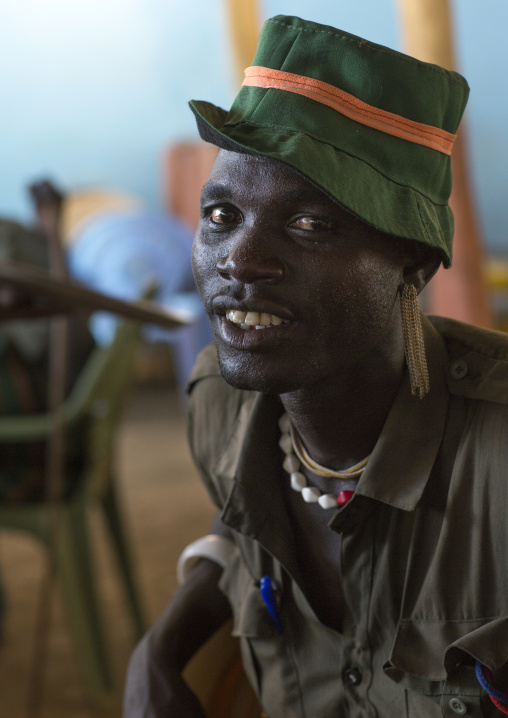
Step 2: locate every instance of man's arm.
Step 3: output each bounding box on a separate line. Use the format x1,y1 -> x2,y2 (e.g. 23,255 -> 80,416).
123,516 -> 234,718
124,557 -> 232,718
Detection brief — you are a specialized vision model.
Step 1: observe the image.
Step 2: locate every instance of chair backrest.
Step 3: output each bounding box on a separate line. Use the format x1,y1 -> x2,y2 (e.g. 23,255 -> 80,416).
64,319 -> 141,499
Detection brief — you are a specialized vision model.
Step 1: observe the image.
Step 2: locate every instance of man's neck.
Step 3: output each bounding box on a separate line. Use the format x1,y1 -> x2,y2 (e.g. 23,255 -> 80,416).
280,347 -> 406,471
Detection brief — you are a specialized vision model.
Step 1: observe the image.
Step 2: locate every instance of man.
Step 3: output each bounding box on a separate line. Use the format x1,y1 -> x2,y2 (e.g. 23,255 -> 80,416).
125,15 -> 508,716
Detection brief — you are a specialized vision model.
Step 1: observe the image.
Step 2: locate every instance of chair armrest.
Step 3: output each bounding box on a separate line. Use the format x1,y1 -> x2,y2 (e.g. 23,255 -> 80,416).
0,414 -> 53,442
0,410 -> 80,443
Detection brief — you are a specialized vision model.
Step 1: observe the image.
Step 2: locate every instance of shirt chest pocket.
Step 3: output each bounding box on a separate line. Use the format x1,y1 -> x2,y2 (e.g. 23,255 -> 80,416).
218,549 -> 281,639
218,549 -> 290,706
384,618 -> 508,717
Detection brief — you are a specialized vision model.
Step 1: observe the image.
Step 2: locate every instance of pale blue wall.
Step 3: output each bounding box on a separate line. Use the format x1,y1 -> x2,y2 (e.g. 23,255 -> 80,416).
0,1 -> 507,251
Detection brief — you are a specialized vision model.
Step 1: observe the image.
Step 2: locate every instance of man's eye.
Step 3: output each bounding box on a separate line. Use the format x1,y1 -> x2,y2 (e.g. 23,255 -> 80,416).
290,216 -> 334,231
210,207 -> 241,225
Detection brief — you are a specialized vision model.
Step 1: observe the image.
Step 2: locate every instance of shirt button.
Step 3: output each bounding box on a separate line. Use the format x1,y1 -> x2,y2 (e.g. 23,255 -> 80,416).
343,666 -> 362,686
449,697 -> 467,714
450,359 -> 468,380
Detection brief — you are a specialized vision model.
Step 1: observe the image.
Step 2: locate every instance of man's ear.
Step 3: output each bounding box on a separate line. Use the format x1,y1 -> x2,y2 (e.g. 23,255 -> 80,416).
403,254 -> 441,295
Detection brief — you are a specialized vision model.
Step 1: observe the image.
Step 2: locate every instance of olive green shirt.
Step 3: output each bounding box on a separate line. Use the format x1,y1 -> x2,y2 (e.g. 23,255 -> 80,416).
187,315 -> 508,717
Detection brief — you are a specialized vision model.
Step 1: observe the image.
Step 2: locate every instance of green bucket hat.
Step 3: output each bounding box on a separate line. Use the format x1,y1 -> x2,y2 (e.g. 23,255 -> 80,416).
190,15 -> 470,267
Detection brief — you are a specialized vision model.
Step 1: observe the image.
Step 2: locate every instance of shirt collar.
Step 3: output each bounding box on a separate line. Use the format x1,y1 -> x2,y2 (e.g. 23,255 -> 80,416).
350,314 -> 450,512
221,391 -> 287,539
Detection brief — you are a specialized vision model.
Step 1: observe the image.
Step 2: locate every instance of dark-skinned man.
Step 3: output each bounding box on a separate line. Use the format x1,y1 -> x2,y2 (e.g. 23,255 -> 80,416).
125,15 -> 508,717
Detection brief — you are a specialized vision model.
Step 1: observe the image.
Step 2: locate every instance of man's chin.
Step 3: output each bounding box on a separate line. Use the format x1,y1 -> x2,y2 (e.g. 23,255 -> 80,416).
217,352 -> 303,395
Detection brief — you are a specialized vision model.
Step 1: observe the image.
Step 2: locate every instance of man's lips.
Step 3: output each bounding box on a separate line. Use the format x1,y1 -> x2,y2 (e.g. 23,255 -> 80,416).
212,297 -> 294,326
225,309 -> 291,330
217,315 -> 293,351
211,299 -> 295,348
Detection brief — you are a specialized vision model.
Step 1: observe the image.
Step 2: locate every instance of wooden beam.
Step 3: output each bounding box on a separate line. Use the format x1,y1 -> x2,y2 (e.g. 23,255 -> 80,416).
0,261 -> 190,328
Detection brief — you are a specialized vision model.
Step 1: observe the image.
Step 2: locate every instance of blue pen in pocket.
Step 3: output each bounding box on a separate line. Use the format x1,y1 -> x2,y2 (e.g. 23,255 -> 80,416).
260,576 -> 283,635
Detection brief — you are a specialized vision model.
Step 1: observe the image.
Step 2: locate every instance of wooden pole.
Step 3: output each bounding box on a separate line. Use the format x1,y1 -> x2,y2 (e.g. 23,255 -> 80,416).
397,0 -> 493,327
396,0 -> 455,68
226,0 -> 261,87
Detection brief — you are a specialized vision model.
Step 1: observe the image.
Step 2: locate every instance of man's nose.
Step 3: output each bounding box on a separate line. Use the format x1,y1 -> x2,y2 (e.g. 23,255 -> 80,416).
216,232 -> 284,285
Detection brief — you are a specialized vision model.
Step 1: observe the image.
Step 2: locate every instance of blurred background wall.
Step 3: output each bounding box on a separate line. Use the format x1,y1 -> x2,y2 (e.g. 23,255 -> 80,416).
0,0 -> 507,254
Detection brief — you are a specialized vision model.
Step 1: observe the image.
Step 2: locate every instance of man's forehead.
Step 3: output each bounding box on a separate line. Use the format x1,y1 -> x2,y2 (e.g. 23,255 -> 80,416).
212,148 -> 293,177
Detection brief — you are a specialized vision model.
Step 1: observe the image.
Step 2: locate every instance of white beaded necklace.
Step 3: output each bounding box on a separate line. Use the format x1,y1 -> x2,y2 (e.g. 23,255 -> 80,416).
278,413 -> 367,510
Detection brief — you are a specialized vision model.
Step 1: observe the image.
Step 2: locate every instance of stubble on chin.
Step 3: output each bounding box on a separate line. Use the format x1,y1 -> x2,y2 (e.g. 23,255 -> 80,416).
216,350 -> 268,393
216,347 -> 309,396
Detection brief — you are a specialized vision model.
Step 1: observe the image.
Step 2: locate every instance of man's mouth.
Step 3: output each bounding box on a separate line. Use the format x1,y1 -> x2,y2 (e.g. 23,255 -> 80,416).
226,309 -> 291,331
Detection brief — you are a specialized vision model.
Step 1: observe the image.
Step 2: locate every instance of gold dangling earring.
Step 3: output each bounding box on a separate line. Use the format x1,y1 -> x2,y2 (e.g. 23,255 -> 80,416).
400,284 -> 429,399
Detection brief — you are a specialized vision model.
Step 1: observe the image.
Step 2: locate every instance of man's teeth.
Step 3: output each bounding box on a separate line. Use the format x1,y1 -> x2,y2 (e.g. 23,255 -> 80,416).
226,310 -> 289,330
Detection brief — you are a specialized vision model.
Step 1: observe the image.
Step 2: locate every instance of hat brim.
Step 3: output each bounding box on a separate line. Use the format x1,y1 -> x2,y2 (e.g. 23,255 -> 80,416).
190,99 -> 452,267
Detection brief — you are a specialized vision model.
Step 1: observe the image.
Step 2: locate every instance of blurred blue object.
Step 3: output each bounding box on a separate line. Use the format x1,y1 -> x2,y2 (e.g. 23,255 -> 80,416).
68,210 -> 212,396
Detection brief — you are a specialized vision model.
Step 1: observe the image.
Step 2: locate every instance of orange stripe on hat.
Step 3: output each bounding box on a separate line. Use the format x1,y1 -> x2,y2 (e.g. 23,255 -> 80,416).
243,66 -> 456,156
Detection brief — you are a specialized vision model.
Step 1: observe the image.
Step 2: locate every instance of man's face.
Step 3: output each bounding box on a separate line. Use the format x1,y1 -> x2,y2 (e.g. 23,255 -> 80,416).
193,149 -> 408,395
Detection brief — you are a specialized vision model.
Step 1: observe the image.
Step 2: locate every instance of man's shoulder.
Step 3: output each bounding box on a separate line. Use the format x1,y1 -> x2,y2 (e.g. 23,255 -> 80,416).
186,343 -> 257,470
429,315 -> 508,405
187,343 -> 252,406
187,342 -> 222,387
430,315 -> 508,360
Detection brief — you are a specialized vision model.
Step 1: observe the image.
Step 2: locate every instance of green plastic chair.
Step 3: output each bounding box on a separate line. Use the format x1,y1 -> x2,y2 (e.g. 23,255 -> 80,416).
0,318 -> 145,695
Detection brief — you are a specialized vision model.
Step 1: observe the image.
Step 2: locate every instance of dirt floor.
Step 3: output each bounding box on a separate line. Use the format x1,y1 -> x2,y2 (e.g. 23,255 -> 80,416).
0,381 -> 216,718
